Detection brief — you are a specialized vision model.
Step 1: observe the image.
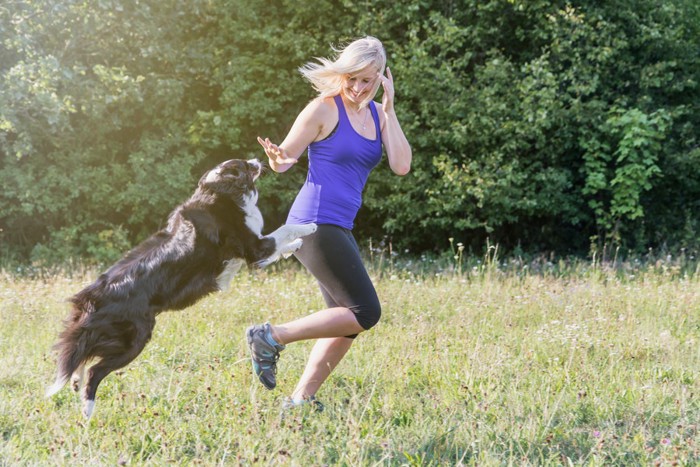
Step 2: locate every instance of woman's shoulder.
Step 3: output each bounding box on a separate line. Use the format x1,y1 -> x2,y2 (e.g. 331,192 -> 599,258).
307,96 -> 338,113
301,96 -> 338,122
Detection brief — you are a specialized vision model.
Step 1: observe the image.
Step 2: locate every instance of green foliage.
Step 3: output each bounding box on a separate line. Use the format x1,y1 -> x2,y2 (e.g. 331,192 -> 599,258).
1,0 -> 699,263
366,2 -> 583,251
363,0 -> 700,255
581,107 -> 670,247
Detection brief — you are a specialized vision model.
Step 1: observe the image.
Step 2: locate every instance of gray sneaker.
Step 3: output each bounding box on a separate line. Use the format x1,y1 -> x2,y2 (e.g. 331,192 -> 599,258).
281,396 -> 325,416
246,323 -> 285,390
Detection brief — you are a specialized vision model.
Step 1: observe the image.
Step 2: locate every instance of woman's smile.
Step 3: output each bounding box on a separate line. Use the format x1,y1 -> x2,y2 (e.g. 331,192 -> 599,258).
342,68 -> 378,103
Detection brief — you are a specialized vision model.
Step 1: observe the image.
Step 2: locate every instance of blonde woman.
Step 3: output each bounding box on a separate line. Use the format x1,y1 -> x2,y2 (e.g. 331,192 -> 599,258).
247,36 -> 411,411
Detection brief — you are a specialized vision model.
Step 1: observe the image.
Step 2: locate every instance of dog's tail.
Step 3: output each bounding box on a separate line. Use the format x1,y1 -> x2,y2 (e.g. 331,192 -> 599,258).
46,299 -> 94,397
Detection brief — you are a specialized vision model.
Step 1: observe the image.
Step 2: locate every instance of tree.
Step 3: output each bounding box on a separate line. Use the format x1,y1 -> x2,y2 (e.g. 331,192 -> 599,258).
1,0 -> 699,264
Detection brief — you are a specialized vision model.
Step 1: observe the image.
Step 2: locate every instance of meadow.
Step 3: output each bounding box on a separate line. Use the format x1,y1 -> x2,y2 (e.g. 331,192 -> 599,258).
0,252 -> 698,466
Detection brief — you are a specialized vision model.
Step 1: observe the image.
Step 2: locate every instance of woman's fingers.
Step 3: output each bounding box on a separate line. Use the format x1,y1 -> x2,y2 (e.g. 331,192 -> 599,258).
257,137 -> 277,155
257,136 -> 272,154
257,137 -> 297,165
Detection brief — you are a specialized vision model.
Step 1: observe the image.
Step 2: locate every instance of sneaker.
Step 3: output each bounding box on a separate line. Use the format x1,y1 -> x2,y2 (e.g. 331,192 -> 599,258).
246,323 -> 285,390
281,396 -> 325,415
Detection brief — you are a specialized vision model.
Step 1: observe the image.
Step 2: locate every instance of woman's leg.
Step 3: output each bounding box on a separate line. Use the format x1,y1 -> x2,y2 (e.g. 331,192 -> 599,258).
249,225 -> 380,396
270,307 -> 363,344
290,337 -> 354,401
272,224 -> 380,340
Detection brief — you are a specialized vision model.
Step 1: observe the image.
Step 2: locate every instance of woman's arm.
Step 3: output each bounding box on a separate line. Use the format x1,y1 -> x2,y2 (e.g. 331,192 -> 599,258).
258,98 -> 333,173
378,67 -> 412,176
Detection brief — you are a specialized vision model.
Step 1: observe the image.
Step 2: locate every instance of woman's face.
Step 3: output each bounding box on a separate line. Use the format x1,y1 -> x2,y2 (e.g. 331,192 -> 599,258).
341,67 -> 378,105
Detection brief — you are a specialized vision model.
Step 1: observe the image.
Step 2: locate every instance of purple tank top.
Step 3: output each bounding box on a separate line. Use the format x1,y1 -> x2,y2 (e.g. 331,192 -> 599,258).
286,95 -> 382,230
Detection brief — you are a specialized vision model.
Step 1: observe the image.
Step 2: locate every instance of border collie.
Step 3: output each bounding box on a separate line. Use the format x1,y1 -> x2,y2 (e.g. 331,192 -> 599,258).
46,158 -> 316,419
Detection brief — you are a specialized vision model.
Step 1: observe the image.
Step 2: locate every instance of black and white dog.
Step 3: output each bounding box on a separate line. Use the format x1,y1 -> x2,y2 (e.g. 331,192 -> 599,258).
46,159 -> 316,418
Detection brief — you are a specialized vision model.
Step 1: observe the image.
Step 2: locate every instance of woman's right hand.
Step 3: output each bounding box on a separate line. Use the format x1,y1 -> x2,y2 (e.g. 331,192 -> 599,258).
257,137 -> 298,167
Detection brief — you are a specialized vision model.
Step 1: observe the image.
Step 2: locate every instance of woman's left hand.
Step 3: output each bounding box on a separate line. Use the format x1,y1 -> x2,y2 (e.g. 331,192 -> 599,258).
379,67 -> 395,114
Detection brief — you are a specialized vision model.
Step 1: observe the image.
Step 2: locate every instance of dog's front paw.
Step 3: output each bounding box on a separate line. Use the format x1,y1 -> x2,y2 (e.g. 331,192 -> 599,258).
299,223 -> 317,237
255,256 -> 276,268
282,238 -> 304,258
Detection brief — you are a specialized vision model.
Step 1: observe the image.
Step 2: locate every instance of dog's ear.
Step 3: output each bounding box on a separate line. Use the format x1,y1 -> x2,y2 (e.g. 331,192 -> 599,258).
181,208 -> 220,245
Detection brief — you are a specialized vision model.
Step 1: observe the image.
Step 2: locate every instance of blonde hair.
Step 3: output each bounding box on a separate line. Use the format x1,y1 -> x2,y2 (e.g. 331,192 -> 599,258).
299,36 -> 386,109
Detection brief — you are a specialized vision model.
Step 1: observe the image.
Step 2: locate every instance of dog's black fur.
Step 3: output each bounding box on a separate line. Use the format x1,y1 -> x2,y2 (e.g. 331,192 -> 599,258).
46,158 -> 316,418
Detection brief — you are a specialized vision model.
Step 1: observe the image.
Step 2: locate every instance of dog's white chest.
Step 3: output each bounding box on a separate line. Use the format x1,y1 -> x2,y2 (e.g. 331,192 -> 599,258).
241,192 -> 264,236
216,259 -> 244,291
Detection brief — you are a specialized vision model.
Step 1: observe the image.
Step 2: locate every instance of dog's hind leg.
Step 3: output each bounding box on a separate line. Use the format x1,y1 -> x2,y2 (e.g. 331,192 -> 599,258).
81,318 -> 154,419
71,363 -> 86,392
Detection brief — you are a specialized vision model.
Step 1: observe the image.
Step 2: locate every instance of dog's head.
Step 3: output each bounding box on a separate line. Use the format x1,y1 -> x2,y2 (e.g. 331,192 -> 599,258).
198,159 -> 262,199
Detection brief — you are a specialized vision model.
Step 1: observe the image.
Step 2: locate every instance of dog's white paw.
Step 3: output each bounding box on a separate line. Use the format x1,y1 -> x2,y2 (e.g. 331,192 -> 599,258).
83,399 -> 96,420
282,239 -> 304,258
283,223 -> 316,239
302,223 -> 317,236
255,258 -> 272,268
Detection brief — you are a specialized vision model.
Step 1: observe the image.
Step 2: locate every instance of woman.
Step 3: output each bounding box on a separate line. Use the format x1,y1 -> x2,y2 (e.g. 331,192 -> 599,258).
247,36 -> 411,410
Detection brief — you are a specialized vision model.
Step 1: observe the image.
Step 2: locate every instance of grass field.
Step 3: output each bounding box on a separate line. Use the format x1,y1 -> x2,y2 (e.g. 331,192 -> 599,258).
0,255 -> 698,466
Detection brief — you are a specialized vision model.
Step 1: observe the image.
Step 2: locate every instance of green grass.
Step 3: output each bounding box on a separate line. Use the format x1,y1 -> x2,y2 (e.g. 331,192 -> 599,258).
0,260 -> 698,466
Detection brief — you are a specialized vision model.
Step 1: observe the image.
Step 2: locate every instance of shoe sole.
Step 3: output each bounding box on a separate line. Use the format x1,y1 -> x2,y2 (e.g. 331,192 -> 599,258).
247,326 -> 276,390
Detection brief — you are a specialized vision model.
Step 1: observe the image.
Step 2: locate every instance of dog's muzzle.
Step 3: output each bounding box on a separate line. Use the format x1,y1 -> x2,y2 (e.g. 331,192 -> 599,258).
246,158 -> 262,181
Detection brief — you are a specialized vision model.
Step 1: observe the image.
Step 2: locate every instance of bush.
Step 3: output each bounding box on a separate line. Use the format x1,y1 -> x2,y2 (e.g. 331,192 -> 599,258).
1,0 -> 699,263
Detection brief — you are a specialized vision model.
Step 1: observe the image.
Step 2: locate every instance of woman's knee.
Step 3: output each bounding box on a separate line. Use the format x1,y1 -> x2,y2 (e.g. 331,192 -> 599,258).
355,301 -> 381,331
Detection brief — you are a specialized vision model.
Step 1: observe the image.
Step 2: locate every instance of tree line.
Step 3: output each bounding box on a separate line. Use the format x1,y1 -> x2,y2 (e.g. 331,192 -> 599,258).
1,0 -> 699,265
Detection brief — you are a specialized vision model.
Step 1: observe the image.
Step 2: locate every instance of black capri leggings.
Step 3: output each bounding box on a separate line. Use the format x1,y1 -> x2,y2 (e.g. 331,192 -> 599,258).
293,224 -> 381,337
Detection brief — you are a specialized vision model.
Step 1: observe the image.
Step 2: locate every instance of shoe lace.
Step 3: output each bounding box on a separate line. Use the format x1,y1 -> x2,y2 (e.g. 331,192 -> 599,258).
257,341 -> 281,371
